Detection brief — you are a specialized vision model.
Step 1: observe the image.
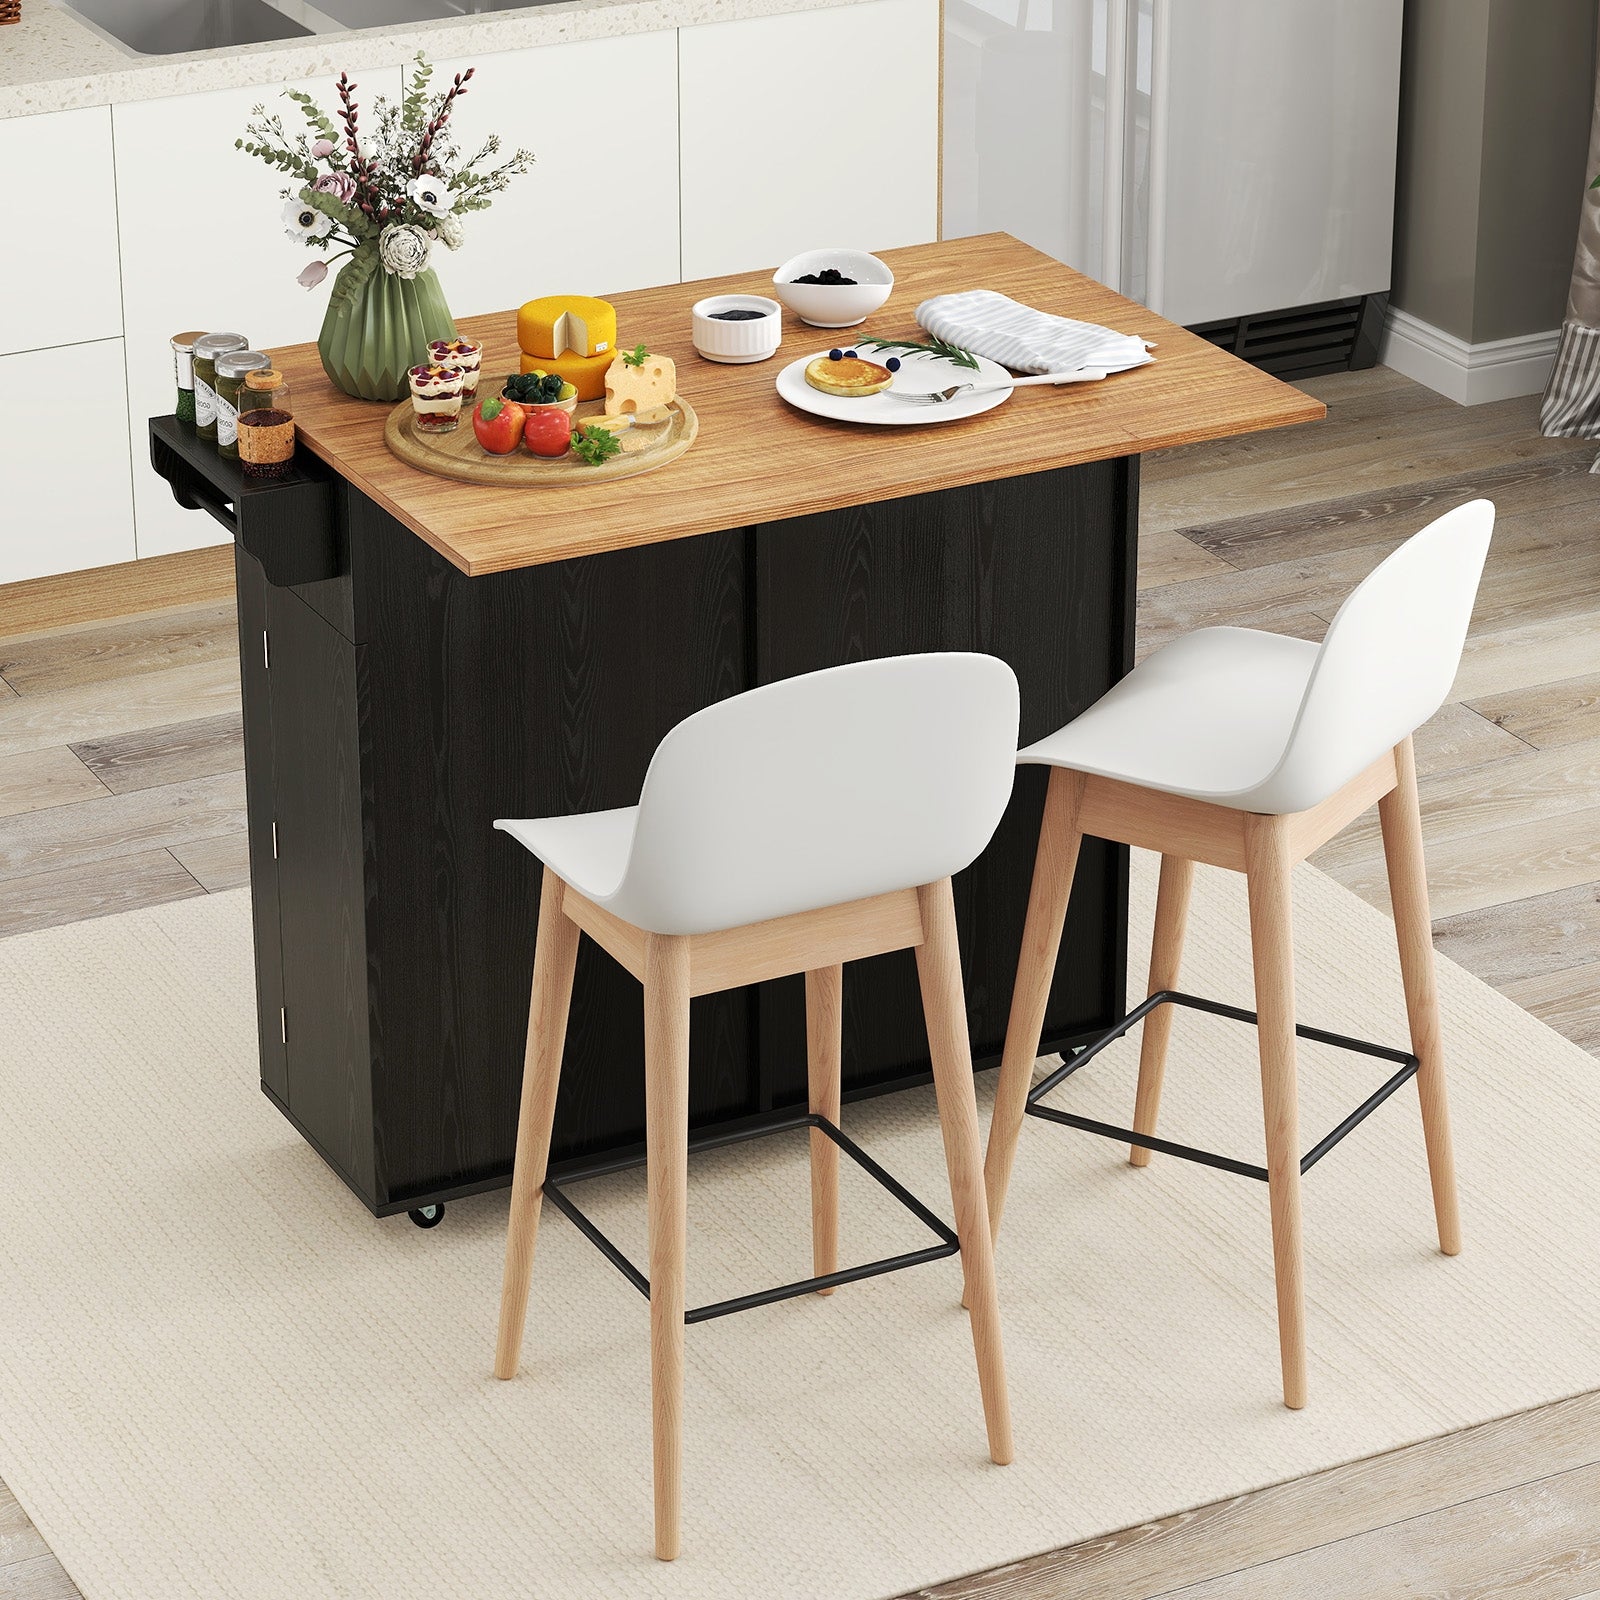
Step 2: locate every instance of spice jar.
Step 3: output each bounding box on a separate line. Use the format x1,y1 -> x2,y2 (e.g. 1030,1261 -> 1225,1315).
192,333 -> 247,442
214,350 -> 271,459
237,390 -> 296,480
238,366 -> 290,422
170,331 -> 206,423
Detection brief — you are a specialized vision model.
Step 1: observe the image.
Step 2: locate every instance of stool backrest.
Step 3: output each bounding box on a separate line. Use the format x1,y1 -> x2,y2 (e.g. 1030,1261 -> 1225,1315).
609,653 -> 1021,935
1258,498 -> 1494,814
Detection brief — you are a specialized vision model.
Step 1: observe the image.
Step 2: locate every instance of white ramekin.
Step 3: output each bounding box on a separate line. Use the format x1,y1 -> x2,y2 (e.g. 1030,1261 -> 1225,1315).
691,294 -> 784,363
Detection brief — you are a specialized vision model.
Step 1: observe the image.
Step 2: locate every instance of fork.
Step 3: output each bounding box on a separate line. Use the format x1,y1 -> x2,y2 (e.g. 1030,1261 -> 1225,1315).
889,368 -> 1109,405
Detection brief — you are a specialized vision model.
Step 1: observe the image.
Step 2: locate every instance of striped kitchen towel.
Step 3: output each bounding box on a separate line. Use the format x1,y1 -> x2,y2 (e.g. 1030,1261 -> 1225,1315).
916,289 -> 1155,376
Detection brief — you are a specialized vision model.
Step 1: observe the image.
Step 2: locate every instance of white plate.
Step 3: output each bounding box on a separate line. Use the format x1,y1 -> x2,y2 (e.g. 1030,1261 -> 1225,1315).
775,347 -> 1016,426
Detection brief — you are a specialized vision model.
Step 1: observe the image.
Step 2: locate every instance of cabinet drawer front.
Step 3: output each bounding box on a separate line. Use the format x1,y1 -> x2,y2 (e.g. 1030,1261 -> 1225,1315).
0,341 -> 136,583
0,107 -> 122,356
678,0 -> 940,280
428,32 -> 683,317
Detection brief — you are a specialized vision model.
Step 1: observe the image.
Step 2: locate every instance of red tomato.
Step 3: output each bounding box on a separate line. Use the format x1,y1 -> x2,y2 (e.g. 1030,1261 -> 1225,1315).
523,406 -> 573,458
472,396 -> 525,455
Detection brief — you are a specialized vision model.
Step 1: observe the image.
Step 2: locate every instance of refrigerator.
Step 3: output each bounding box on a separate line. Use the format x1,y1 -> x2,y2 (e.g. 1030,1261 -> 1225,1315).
942,0 -> 1405,374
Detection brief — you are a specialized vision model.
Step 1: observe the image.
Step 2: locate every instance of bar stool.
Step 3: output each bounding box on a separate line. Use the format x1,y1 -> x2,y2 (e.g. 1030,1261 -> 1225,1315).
492,653 -> 1019,1560
983,500 -> 1495,1410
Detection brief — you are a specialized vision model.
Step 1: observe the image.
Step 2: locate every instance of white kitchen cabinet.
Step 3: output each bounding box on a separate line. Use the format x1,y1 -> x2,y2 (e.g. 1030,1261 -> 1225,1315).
0,107 -> 123,357
677,0 -> 940,280
0,341 -> 135,582
113,69 -> 401,558
430,32 -> 682,318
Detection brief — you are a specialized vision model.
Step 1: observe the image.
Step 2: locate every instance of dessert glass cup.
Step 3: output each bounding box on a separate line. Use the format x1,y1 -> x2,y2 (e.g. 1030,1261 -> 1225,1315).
408,365 -> 465,433
429,337 -> 484,400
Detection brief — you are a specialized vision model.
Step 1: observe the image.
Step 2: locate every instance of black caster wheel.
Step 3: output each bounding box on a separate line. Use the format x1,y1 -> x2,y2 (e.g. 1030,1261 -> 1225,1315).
408,1203 -> 445,1229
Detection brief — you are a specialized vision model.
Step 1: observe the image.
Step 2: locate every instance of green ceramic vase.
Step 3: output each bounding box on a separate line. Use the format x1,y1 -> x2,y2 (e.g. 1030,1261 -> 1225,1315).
317,248 -> 457,403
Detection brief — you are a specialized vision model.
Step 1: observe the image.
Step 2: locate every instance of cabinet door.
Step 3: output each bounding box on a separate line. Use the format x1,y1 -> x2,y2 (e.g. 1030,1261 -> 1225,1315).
678,0 -> 940,279
0,107 -> 122,357
265,583 -> 375,1206
0,341 -> 136,582
232,546 -> 289,1105
752,462 -> 1134,1108
113,69 -> 402,560
429,33 -> 682,317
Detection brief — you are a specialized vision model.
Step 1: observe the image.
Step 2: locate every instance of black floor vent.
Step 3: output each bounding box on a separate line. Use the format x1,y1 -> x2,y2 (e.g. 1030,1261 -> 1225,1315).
1188,292 -> 1387,379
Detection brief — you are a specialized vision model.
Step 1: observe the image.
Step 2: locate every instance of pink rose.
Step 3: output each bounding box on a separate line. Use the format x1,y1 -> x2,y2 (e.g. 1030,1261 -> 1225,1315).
297,260 -> 329,289
311,138 -> 337,159
313,171 -> 357,204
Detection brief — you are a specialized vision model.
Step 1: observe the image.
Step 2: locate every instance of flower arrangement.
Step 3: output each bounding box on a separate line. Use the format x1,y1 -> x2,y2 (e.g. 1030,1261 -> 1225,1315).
237,55 -> 534,399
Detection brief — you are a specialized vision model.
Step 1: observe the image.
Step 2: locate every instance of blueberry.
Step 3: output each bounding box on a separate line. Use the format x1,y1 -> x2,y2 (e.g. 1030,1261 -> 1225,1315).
828,348 -> 843,361
844,349 -> 857,359
885,356 -> 901,372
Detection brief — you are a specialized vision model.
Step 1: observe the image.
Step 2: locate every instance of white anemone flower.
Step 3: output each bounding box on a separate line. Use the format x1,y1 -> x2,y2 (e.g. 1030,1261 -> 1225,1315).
282,197 -> 334,243
406,173 -> 452,217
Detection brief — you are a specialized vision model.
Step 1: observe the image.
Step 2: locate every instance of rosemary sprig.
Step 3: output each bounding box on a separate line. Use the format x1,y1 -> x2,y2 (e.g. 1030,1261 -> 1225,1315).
855,334 -> 980,371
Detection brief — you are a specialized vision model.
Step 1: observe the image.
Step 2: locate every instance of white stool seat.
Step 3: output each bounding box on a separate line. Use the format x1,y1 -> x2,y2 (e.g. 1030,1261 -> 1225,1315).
1019,627 -> 1319,810
497,806 -> 637,905
1020,500 -> 1496,816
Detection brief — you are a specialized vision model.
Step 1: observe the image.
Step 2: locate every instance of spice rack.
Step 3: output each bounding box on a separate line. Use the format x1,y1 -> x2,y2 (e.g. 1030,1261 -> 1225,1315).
149,415 -> 339,588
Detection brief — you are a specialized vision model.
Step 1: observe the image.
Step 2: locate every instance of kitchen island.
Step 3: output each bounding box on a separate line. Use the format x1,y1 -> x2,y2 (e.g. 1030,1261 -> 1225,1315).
151,233 -> 1323,1221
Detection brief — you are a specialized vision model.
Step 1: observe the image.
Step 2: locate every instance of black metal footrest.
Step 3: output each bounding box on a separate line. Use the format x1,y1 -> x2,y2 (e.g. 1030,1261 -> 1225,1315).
541,1111 -> 960,1325
1024,989 -> 1420,1182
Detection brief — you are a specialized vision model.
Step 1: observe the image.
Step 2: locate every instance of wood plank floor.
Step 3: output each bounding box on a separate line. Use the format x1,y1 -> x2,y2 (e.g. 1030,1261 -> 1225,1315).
0,367 -> 1595,1600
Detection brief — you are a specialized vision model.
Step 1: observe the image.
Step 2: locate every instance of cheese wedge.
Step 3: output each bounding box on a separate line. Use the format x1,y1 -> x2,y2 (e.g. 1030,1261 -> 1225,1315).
518,295 -> 618,361
605,352 -> 677,416
518,347 -> 617,402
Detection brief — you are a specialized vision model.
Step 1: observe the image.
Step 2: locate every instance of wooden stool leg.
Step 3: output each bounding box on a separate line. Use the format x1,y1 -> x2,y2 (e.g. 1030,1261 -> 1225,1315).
1243,815 -> 1307,1411
916,877 -> 1015,1466
1378,735 -> 1462,1256
984,768 -> 1086,1241
806,964 -> 844,1291
644,932 -> 692,1562
495,868 -> 582,1381
1129,854 -> 1196,1167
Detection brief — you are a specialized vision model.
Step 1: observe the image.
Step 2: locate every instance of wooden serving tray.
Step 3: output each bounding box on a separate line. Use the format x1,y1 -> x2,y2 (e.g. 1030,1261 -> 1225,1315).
384,381 -> 698,486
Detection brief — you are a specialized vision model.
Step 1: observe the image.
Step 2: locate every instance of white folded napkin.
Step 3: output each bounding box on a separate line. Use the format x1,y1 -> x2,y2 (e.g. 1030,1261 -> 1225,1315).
916,289 -> 1155,376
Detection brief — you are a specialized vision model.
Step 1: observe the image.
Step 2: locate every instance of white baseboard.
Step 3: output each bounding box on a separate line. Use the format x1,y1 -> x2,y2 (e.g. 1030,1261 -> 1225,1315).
1380,308 -> 1559,405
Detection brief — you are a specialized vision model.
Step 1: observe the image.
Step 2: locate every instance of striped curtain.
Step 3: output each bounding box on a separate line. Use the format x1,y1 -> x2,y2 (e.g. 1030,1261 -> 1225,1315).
1541,46 -> 1600,468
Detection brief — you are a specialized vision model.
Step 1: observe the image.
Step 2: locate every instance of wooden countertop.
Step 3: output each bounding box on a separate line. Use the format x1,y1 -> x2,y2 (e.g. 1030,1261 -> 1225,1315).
271,233 -> 1326,577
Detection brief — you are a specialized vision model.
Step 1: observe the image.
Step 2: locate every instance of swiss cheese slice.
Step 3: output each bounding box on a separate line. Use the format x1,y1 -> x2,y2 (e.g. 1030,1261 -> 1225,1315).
517,295 -> 618,361
604,352 -> 677,416
518,347 -> 617,402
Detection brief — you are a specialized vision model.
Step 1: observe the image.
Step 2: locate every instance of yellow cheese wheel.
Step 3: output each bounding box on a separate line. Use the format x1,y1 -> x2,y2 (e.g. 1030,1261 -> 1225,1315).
517,295 -> 618,361
518,347 -> 618,402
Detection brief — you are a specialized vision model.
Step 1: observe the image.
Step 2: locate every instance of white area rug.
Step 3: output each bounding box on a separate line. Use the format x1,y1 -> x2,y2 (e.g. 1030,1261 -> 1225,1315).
1,859 -> 1598,1599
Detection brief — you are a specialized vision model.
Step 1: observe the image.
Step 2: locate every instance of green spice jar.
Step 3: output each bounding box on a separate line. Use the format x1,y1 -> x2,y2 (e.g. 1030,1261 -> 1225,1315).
214,350 -> 271,458
192,332 -> 247,442
170,331 -> 205,424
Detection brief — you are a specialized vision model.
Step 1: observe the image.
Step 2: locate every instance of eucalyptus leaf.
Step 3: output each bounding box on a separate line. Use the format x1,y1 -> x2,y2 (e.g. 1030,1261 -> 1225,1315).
327,244 -> 380,315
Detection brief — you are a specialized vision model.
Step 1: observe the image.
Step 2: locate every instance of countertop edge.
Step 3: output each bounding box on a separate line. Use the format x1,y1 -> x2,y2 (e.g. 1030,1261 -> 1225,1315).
0,0 -> 885,119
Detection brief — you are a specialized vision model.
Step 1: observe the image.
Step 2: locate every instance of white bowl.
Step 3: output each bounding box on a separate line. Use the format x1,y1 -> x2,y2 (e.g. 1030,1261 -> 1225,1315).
691,293 -> 784,363
771,248 -> 894,328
